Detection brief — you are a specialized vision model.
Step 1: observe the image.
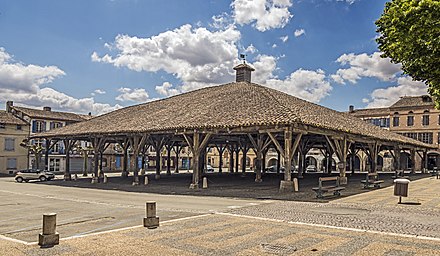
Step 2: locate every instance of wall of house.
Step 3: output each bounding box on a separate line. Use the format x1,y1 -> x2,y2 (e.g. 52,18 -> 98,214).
0,123 -> 29,174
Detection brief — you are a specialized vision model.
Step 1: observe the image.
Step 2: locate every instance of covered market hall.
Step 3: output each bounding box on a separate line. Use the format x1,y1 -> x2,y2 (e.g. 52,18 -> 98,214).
34,63 -> 435,191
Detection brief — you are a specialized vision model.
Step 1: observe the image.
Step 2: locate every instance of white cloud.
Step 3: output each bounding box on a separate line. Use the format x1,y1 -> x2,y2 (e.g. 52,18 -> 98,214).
92,89 -> 106,95
155,82 -> 181,97
331,52 -> 402,85
92,24 -> 241,93
232,0 -> 293,32
0,47 -> 65,93
115,87 -> 150,103
294,29 -> 305,37
280,35 -> 289,43
336,0 -> 358,4
244,44 -> 257,54
363,77 -> 428,108
252,55 -> 332,102
0,47 -> 120,115
1,87 -> 121,115
272,43 -> 278,48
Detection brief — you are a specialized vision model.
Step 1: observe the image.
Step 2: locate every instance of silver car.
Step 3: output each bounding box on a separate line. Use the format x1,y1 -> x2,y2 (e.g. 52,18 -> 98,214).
15,169 -> 55,182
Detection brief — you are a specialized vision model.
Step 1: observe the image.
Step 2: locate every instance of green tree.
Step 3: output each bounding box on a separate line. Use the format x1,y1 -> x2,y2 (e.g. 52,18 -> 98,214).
376,0 -> 440,105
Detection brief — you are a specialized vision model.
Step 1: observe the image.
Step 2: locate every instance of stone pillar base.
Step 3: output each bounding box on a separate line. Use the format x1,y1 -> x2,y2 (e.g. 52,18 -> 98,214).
38,233 -> 59,247
91,177 -> 98,184
255,178 -> 262,183
63,174 -> 71,181
143,217 -> 159,229
279,180 -> 294,192
155,174 -> 160,180
339,176 -> 348,185
189,183 -> 199,189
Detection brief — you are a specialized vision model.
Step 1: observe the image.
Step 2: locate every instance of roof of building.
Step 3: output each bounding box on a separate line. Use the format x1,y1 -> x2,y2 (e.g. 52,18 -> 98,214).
390,95 -> 435,109
37,82 -> 432,148
0,110 -> 28,125
349,107 -> 391,117
11,106 -> 93,122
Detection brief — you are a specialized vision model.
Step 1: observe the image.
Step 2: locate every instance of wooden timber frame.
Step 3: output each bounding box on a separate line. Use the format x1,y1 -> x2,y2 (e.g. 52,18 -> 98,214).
34,122 -> 435,191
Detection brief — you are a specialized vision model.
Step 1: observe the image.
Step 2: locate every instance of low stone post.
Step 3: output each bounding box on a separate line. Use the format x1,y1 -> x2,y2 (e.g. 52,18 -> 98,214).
38,213 -> 59,247
73,174 -> 78,181
132,176 -> 139,186
143,202 -> 159,229
103,175 -> 108,184
202,177 -> 208,189
293,178 -> 299,192
144,176 -> 149,185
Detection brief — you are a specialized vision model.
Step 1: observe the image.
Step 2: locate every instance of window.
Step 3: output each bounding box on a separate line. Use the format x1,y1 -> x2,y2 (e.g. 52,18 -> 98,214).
16,125 -> 22,130
407,116 -> 414,126
393,116 -> 399,127
7,158 -> 17,169
4,138 -> 15,151
0,123 -> 5,129
400,132 -> 417,140
49,122 -> 62,130
407,111 -> 414,126
418,132 -> 433,144
32,120 -> 46,133
422,111 -> 430,126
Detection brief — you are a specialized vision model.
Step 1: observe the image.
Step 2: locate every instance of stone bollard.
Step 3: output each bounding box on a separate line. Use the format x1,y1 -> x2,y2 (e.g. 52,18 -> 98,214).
38,213 -> 59,248
132,176 -> 139,186
103,175 -> 108,184
143,202 -> 159,229
91,177 -> 98,184
293,178 -> 299,192
73,174 -> 78,181
144,176 -> 149,185
202,177 -> 208,189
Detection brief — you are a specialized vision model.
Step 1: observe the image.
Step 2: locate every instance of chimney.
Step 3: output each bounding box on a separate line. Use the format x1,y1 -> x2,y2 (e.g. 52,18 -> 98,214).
6,101 -> 13,113
233,63 -> 255,83
43,106 -> 52,112
349,105 -> 354,112
88,112 -> 92,116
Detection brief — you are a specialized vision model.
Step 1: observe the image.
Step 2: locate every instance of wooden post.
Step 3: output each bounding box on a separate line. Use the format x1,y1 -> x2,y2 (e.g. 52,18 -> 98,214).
63,139 -> 76,181
166,143 -> 173,176
235,148 -> 239,173
215,144 -> 225,173
173,145 -> 181,173
121,139 -> 129,177
248,134 -> 271,182
229,145 -> 234,173
394,146 -> 401,171
183,132 -> 211,189
45,139 -> 50,170
276,150 -> 281,173
241,144 -> 249,176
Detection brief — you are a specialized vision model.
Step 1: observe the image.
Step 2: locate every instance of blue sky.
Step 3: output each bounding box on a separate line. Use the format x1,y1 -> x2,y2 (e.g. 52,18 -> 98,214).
0,0 -> 428,115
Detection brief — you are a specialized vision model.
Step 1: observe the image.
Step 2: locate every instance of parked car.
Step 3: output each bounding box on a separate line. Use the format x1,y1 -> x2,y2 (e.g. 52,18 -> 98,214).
205,165 -> 214,173
15,169 -> 55,183
306,165 -> 318,172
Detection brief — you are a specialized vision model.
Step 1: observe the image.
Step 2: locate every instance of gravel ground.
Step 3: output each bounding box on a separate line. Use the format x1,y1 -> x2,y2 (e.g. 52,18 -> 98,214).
38,172 -> 430,202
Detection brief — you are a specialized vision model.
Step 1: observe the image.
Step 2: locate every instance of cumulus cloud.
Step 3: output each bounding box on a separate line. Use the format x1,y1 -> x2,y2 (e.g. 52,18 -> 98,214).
232,0 -> 293,32
331,52 -> 402,85
252,55 -> 332,102
0,47 -> 120,115
244,44 -> 258,54
92,24 -> 240,92
115,87 -> 150,103
94,89 -> 106,94
155,82 -> 181,97
363,77 -> 428,108
294,29 -> 305,37
280,35 -> 289,43
1,87 -> 121,115
0,47 -> 65,93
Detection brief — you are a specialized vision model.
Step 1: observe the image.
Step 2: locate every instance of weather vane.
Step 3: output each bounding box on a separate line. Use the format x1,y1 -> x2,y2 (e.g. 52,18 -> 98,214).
239,53 -> 247,63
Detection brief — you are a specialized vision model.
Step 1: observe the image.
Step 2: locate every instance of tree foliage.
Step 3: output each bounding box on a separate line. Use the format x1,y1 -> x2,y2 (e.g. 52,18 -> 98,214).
376,0 -> 440,106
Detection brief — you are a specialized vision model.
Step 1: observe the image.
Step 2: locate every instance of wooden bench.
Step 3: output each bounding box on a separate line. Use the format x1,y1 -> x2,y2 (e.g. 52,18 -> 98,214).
360,172 -> 384,189
312,176 -> 345,199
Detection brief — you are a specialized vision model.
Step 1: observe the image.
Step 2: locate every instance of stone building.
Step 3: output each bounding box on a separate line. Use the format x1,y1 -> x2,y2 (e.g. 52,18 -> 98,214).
349,95 -> 440,171
0,110 -> 29,174
5,101 -> 92,173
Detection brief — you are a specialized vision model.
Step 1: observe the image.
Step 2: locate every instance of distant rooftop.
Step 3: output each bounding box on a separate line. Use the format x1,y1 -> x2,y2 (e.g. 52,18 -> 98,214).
11,106 -> 93,122
349,107 -> 390,117
0,110 -> 28,125
390,95 -> 435,109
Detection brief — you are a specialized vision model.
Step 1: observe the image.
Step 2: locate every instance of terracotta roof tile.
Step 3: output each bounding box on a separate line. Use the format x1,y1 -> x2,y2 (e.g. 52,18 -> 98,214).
12,106 -> 91,122
0,110 -> 28,125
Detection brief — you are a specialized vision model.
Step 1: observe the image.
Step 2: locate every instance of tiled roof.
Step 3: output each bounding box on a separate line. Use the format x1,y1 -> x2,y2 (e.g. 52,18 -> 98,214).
12,106 -> 92,122
390,95 -> 435,109
0,110 -> 28,125
349,108 -> 390,117
38,82 -> 433,148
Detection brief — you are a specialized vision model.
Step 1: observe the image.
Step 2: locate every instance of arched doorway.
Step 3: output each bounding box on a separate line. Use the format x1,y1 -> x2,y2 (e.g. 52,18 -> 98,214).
346,154 -> 361,172
266,157 -> 277,167
427,152 -> 439,170
400,152 -> 413,170
305,156 -> 317,167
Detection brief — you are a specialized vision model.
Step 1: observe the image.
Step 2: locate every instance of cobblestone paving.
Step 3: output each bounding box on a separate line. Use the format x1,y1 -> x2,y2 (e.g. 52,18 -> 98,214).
229,177 -> 440,239
5,214 -> 440,256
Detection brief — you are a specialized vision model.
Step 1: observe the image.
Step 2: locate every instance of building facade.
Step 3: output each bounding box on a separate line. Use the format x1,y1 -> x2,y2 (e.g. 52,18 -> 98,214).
350,95 -> 440,171
5,101 -> 92,174
0,110 -> 29,174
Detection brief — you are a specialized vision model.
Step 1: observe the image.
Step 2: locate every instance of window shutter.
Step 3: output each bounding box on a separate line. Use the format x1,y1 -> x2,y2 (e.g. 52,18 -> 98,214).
32,120 -> 37,133
42,121 -> 47,132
